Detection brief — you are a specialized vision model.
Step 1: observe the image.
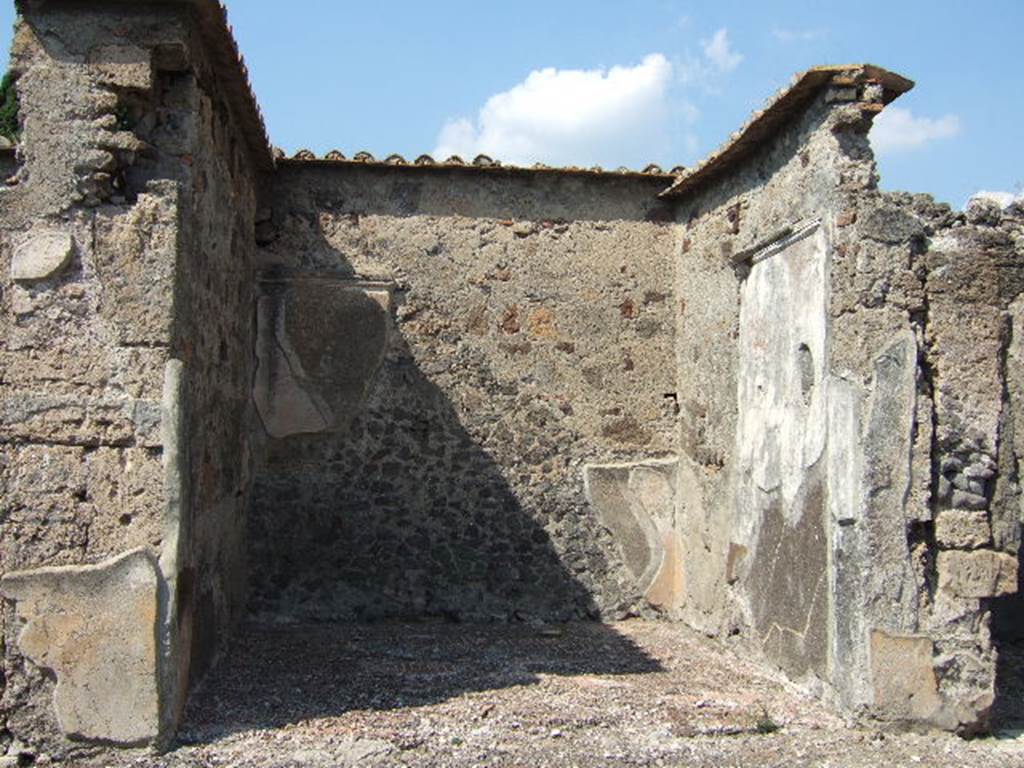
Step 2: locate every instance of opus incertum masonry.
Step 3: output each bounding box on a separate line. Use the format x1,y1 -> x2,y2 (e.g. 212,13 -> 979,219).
0,0 -> 1021,755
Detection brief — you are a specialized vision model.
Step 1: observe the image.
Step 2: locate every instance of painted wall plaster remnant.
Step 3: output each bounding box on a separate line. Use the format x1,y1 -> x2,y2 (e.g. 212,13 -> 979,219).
584,460 -> 685,611
254,278 -> 392,438
0,549 -> 161,745
0,1 -> 1021,757
734,223 -> 830,681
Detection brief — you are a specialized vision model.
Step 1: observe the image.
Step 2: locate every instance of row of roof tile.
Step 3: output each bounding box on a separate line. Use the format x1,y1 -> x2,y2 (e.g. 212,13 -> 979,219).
192,0 -> 274,170
276,148 -> 682,178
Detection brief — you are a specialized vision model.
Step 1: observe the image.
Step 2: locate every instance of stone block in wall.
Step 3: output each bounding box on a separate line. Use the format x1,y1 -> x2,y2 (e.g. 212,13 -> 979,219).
935,510 -> 992,550
85,44 -> 154,91
869,631 -> 948,726
0,444 -> 165,571
0,345 -> 167,402
0,549 -> 161,745
0,392 -> 162,447
924,231 -> 1011,490
937,550 -> 1018,599
254,278 -> 391,439
857,201 -> 927,245
10,229 -> 74,282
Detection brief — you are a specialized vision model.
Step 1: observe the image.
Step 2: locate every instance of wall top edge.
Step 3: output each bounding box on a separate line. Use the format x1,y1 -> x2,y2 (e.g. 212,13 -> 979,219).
659,64 -> 914,200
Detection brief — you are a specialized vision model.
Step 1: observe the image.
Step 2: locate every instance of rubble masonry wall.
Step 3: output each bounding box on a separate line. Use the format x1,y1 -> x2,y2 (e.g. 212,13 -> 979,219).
671,71 -> 1023,730
0,3 -> 1021,756
0,0 -> 262,753
250,164 -> 681,622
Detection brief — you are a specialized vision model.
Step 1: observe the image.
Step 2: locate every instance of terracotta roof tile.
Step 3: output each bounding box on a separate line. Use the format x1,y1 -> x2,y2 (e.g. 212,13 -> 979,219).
276,150 -> 679,179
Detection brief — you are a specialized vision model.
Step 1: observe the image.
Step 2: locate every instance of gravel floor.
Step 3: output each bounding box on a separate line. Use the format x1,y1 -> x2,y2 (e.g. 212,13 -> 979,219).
69,620 -> 1024,767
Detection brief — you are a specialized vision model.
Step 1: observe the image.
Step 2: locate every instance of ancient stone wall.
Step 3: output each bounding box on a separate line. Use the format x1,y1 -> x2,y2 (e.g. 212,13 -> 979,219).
0,0 -> 265,753
667,67 -> 1023,731
167,14 -> 261,695
250,164 -> 680,622
831,191 -> 1024,729
666,72 -> 887,651
0,2 -> 1019,755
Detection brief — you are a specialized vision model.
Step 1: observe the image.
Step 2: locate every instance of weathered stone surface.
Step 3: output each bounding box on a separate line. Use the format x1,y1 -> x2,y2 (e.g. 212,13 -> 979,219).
250,167 -> 677,624
93,186 -> 179,346
869,631 -> 945,724
10,229 -> 74,282
86,44 -> 153,90
664,73 -> 1024,735
935,510 -> 992,550
858,201 -> 927,244
0,549 -> 161,745
860,333 -> 919,632
0,444 -> 165,572
1,3 -> 261,755
937,550 -> 1018,598
0,394 -> 162,448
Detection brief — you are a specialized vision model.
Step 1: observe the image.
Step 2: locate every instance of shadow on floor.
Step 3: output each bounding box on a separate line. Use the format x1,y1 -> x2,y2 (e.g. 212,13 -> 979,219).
177,620 -> 665,745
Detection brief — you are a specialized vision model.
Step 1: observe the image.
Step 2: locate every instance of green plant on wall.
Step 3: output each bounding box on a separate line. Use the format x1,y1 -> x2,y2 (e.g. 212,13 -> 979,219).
0,71 -> 19,142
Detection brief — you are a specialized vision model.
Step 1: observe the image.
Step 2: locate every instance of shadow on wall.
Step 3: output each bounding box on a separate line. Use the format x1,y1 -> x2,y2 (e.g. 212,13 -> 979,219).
245,155 -> 682,627
232,275 -> 667,738
247,264 -> 642,624
249,313 -> 621,622
235,160 -> 675,742
990,540 -> 1024,729
177,621 -> 663,742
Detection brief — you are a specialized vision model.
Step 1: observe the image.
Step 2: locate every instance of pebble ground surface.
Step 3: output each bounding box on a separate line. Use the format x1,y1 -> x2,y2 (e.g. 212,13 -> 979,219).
58,621 -> 1024,767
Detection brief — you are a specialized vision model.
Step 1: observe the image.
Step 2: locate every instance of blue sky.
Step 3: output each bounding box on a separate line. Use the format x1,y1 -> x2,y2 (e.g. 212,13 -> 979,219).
1,1 -> 1020,206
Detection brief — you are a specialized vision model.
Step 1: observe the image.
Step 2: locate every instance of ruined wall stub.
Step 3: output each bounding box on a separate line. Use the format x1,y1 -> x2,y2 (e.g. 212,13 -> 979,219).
0,0 -> 266,754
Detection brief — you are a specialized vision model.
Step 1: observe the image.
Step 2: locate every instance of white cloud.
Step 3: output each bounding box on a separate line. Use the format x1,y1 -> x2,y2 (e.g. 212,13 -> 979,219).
771,26 -> 826,43
870,107 -> 961,154
679,27 -> 744,87
701,28 -> 743,73
433,54 -> 677,168
967,190 -> 1023,209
